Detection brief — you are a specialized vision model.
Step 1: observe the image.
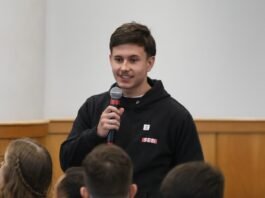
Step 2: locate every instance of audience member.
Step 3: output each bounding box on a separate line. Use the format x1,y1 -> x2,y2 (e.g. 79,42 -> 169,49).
160,161 -> 224,198
0,137 -> 53,198
54,166 -> 85,198
80,144 -> 137,198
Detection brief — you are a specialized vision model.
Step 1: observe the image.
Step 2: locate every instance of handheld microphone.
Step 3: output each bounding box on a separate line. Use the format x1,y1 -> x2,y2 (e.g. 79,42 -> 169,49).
107,86 -> 123,144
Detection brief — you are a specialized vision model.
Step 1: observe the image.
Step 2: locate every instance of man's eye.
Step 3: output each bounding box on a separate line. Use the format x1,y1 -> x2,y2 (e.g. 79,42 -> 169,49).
129,58 -> 139,63
114,57 -> 123,63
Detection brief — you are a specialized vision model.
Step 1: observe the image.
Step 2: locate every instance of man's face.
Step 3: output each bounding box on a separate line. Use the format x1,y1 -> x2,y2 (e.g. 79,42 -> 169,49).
110,44 -> 154,97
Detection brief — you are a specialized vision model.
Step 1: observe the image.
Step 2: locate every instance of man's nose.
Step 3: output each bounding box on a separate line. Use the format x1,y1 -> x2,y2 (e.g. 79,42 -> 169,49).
121,60 -> 130,71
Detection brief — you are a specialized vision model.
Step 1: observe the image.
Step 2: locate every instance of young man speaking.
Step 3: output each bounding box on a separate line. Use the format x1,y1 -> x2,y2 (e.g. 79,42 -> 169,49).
60,22 -> 204,197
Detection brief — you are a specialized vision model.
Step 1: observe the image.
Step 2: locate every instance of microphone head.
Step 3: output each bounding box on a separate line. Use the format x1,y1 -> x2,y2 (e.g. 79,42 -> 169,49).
110,87 -> 123,99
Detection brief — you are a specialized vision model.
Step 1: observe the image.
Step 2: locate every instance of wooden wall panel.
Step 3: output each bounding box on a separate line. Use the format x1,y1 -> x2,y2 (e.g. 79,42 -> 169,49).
45,119 -> 72,193
0,121 -> 48,138
199,133 -> 216,165
0,139 -> 9,162
217,133 -> 265,198
44,134 -> 67,194
0,121 -> 49,163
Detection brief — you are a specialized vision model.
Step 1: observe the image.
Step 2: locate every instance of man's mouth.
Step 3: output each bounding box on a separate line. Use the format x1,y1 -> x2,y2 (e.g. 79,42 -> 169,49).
119,74 -> 132,80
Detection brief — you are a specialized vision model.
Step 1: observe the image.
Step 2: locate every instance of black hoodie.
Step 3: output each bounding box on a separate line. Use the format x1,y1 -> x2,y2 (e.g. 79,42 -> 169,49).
60,78 -> 204,198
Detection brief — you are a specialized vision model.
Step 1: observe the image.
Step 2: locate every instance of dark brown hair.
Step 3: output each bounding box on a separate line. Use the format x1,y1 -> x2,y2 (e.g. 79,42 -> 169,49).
56,167 -> 85,198
82,144 -> 133,198
160,161 -> 224,198
110,22 -> 156,57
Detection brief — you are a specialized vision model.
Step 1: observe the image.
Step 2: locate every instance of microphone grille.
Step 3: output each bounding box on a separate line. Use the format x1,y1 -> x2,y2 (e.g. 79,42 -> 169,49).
110,87 -> 123,99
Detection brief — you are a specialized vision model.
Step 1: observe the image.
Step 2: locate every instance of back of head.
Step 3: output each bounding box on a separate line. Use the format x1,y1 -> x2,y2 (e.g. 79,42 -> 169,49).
160,162 -> 224,198
109,21 -> 156,57
0,137 -> 52,198
55,167 -> 85,198
82,144 -> 133,198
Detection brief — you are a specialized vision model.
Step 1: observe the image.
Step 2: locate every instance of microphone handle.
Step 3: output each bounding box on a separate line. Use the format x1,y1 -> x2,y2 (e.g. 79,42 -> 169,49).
107,99 -> 120,144
107,129 -> 116,144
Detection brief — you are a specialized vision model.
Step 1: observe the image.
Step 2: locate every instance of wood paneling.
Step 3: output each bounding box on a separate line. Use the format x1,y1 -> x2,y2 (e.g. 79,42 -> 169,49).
0,139 -> 9,162
0,121 -> 49,165
0,121 -> 48,138
44,120 -> 73,195
48,119 -> 73,134
199,133 -> 216,165
217,134 -> 265,198
196,119 -> 265,133
44,134 -> 66,196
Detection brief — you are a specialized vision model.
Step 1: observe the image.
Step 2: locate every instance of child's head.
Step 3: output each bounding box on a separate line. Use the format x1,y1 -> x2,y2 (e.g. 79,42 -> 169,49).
0,138 -> 52,198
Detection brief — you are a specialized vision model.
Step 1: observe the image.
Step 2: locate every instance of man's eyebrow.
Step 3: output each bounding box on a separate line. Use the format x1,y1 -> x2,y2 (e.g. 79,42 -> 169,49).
113,54 -> 140,58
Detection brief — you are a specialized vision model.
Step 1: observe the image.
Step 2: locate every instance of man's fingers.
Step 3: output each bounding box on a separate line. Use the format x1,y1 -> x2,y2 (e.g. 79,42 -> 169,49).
97,106 -> 124,137
104,106 -> 124,116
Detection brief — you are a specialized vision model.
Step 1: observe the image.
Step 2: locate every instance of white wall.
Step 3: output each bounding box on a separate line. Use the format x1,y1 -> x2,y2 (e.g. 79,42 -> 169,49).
0,0 -> 45,121
44,0 -> 265,119
0,0 -> 264,121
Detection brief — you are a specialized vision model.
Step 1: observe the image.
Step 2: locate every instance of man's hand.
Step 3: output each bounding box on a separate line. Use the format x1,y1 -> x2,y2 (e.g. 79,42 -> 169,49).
97,106 -> 124,137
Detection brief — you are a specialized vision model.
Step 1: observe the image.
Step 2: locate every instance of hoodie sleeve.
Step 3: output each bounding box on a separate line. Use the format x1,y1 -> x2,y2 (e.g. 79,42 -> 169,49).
174,112 -> 204,164
59,97 -> 106,171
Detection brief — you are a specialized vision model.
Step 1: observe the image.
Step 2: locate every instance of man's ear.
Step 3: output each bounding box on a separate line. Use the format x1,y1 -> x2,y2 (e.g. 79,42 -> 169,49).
80,186 -> 90,198
147,56 -> 155,72
129,184 -> 138,198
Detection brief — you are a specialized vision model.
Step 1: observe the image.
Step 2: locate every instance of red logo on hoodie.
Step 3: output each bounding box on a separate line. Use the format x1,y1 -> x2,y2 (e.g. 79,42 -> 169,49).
141,137 -> 158,144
